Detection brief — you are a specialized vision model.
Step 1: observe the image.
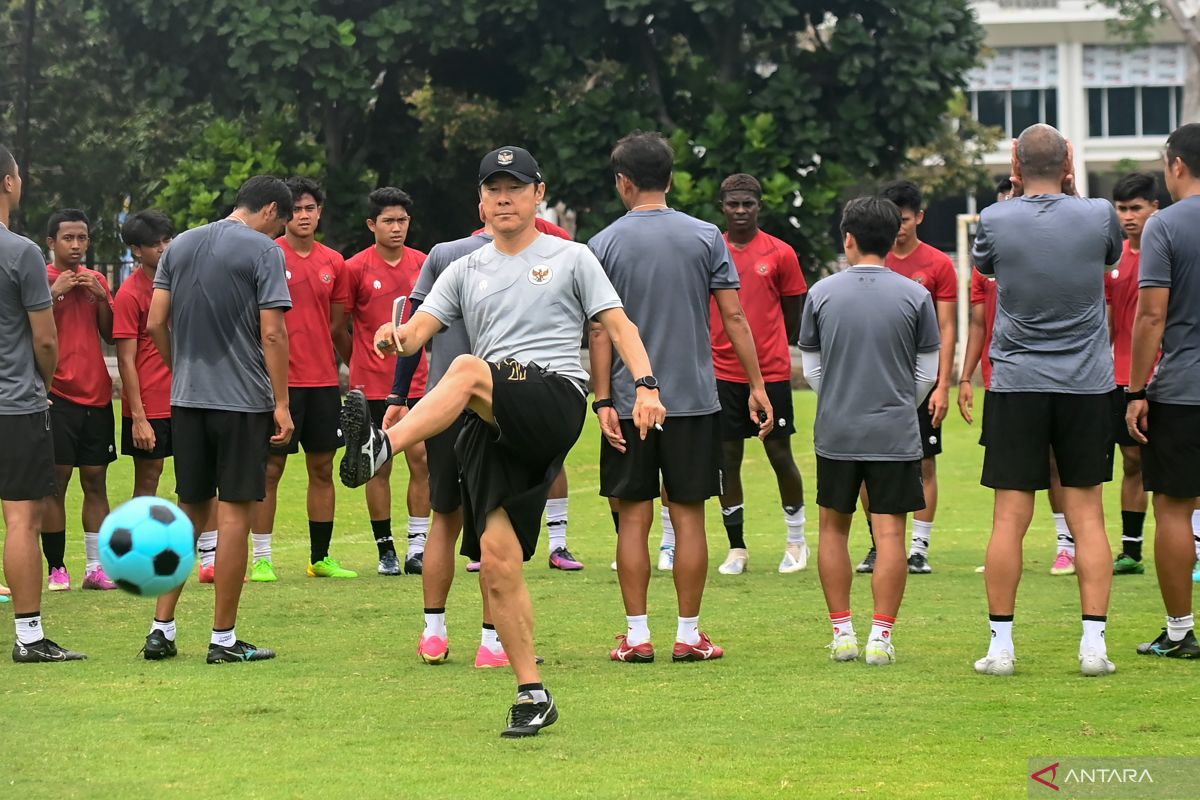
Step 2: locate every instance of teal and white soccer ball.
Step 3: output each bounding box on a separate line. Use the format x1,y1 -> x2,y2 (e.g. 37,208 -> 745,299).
99,496 -> 195,597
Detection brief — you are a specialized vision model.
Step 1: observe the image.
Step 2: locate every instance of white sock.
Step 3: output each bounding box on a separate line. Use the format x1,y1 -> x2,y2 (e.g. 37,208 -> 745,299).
869,614 -> 895,644
251,533 -> 272,561
830,611 -> 854,640
1167,613 -> 1194,642
659,505 -> 675,550
407,515 -> 430,558
988,617 -> 1014,658
676,615 -> 700,646
150,618 -> 177,642
784,505 -> 806,546
1192,509 -> 1200,559
625,614 -> 651,646
211,627 -> 236,647
910,520 -> 932,557
84,531 -> 101,571
481,624 -> 503,653
15,613 -> 43,645
423,611 -> 446,639
198,530 -> 218,568
1053,513 -> 1075,555
1081,617 -> 1107,655
545,497 -> 568,551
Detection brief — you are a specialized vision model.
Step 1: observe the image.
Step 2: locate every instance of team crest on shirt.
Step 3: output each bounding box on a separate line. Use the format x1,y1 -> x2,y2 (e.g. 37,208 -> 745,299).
286,270 -> 293,280
497,150 -> 514,165
321,272 -> 332,283
373,279 -> 382,290
913,274 -> 927,285
756,263 -> 769,275
1111,269 -> 1120,279
529,265 -> 552,285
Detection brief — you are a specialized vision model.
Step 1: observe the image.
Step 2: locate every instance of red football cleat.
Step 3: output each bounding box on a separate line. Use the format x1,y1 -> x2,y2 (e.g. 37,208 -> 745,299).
672,632 -> 724,662
610,634 -> 655,663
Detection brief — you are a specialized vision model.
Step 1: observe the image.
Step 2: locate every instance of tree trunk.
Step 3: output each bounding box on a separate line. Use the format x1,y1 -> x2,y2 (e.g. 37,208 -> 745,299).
14,0 -> 36,234
1161,1 -> 1200,122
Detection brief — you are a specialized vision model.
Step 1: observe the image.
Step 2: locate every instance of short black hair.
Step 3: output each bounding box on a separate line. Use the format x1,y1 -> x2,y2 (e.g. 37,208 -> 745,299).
234,175 -> 293,221
121,209 -> 174,247
0,143 -> 15,178
720,173 -> 762,199
1166,123 -> 1200,178
840,196 -> 901,259
611,131 -> 673,192
286,176 -> 324,207
47,208 -> 90,239
368,187 -> 413,220
995,176 -> 1013,195
1112,172 -> 1158,204
879,180 -> 922,214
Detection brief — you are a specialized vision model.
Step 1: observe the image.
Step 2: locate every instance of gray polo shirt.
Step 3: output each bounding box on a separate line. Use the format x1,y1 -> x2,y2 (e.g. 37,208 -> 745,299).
420,233 -> 622,390
0,223 -> 53,414
154,219 -> 292,412
799,266 -> 940,460
1140,195 -> 1200,405
972,194 -> 1122,394
588,209 -> 739,418
411,233 -> 491,390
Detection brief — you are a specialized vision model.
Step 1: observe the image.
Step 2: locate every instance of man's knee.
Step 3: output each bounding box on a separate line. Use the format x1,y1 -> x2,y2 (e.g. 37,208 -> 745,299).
306,453 -> 334,485
78,466 -> 108,496
480,535 -> 522,585
447,355 -> 491,393
265,454 -> 288,486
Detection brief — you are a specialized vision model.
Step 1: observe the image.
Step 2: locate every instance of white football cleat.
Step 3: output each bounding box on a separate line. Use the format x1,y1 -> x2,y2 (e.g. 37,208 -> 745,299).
974,649 -> 1015,676
827,632 -> 859,662
657,546 -> 675,571
864,637 -> 895,666
1079,648 -> 1116,677
779,543 -> 809,573
717,548 -> 748,575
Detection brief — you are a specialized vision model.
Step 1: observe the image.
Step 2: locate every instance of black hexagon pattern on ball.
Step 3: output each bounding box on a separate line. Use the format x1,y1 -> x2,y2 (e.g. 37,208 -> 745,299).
154,549 -> 181,577
109,528 -> 134,557
149,504 -> 176,525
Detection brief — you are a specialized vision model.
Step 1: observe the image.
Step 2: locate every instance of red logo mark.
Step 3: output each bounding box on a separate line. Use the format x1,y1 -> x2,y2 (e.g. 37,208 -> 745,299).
1031,763 -> 1059,791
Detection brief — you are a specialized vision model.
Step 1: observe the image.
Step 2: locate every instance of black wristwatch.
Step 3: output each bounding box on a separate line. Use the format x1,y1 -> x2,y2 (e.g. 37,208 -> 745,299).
634,375 -> 660,391
1124,388 -> 1147,403
592,398 -> 615,413
385,395 -> 408,407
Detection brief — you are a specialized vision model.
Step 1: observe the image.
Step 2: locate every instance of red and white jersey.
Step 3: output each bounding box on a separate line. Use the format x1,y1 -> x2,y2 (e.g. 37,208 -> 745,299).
969,268 -> 998,389
112,267 -> 171,418
887,242 -> 957,303
344,245 -> 427,400
47,263 -> 113,406
1104,241 -> 1143,387
276,238 -> 349,388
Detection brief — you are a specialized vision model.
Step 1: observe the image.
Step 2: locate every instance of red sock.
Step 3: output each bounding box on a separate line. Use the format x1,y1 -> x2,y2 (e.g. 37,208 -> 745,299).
870,613 -> 896,641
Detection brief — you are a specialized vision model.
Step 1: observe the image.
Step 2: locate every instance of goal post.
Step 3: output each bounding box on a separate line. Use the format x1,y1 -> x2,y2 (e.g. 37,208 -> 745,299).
956,213 -> 979,382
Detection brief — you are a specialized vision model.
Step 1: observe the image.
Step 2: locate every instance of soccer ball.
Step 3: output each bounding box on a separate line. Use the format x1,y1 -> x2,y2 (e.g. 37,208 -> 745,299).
99,496 -> 195,597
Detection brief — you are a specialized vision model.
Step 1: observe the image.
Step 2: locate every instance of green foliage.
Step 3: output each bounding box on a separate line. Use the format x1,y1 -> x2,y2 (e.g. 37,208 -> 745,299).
154,115 -> 324,231
902,92 -> 1007,202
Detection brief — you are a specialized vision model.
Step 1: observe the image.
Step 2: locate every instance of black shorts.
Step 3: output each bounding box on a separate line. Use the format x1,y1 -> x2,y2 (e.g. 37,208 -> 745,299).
367,399 -> 388,429
600,412 -> 723,504
1142,402 -> 1200,498
456,360 -> 586,563
172,406 -> 273,503
717,379 -> 794,441
121,417 -> 173,460
1112,387 -> 1139,448
427,414 -> 465,514
49,394 -> 116,467
0,410 -> 57,501
981,391 -> 1114,491
917,389 -> 943,458
816,456 -> 925,515
270,386 -> 343,455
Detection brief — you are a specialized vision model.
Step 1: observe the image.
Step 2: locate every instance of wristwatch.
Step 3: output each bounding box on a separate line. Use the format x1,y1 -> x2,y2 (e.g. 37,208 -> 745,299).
634,375 -> 660,391
1124,388 -> 1147,403
385,395 -> 408,407
592,398 -> 615,413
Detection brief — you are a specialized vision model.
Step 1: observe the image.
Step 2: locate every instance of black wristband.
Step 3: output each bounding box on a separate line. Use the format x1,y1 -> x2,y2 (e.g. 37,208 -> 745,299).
1124,388 -> 1147,403
385,395 -> 408,407
592,398 -> 615,413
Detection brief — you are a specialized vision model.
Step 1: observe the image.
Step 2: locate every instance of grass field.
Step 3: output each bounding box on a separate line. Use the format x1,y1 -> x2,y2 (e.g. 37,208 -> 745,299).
1,391 -> 1196,799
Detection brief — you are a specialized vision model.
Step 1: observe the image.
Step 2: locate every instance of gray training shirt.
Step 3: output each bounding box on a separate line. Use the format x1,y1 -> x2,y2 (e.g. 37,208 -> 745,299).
588,209 -> 739,419
799,266 -> 940,460
411,233 -> 491,389
154,219 -> 292,412
0,223 -> 53,414
972,194 -> 1122,394
1140,195 -> 1200,405
420,233 -> 622,390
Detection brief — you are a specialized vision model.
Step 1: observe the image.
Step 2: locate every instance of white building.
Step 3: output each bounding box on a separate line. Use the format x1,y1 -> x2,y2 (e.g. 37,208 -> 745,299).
969,0 -> 1191,197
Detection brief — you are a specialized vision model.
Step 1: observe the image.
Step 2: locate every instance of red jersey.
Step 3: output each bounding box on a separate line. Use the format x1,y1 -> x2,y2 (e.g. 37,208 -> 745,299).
344,245 -> 427,400
276,238 -> 350,388
47,263 -> 113,407
472,217 -> 572,240
112,268 -> 172,419
970,268 -> 998,389
886,242 -> 958,303
711,230 -> 807,383
1104,241 -> 1141,387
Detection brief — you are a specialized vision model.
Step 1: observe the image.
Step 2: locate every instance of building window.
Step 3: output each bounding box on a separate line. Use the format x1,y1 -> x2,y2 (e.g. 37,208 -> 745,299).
969,88 -> 1057,136
1086,86 -> 1184,138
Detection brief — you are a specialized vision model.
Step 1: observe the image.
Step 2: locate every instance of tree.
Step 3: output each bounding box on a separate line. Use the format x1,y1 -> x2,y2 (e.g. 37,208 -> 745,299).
1102,0 -> 1200,124
901,92 -> 1006,201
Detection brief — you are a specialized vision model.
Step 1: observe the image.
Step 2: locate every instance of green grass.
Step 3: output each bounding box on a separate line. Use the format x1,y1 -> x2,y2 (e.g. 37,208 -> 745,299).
1,391 -> 1196,799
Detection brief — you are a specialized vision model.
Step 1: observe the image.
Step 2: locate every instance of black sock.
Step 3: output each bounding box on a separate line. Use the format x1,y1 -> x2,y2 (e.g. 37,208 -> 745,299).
482,622 -> 495,631
371,518 -> 395,557
1120,511 -> 1145,561
41,531 -> 66,572
424,607 -> 445,615
309,520 -> 334,564
866,518 -> 876,552
611,510 -> 620,535
722,505 -> 746,549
